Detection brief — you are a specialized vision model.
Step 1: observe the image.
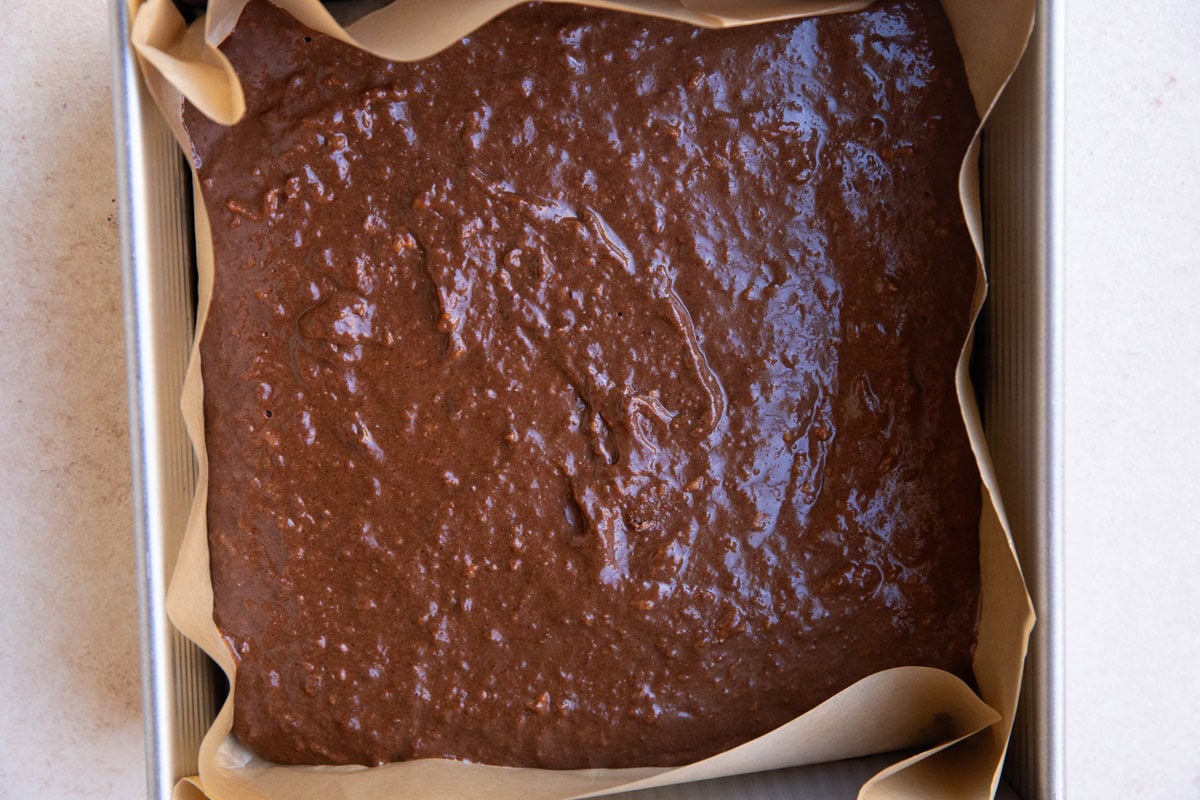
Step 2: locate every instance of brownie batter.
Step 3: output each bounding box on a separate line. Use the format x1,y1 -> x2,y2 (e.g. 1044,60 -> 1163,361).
186,0 -> 982,769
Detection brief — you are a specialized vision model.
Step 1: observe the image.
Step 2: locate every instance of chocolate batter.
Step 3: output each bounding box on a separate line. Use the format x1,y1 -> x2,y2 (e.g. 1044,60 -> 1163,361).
186,0 -> 982,769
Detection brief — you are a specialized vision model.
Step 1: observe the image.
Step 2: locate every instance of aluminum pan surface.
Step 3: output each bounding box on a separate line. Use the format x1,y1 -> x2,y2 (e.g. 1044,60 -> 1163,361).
111,0 -> 1061,795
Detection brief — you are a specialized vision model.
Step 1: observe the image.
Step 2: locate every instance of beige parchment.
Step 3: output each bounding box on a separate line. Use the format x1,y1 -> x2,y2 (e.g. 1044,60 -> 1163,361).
129,0 -> 1037,797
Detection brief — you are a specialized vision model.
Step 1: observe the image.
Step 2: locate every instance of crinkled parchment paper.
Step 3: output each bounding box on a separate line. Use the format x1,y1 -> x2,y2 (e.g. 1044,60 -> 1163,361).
129,0 -> 1036,797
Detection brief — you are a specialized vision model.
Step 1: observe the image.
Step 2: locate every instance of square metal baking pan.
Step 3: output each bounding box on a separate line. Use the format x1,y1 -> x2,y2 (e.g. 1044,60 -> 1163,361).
110,1 -> 1063,797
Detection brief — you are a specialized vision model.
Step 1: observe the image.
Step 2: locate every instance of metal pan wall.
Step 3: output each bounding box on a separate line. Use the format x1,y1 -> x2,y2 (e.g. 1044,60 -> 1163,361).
982,1 -> 1065,797
111,2 -> 217,798
110,1 -> 1063,796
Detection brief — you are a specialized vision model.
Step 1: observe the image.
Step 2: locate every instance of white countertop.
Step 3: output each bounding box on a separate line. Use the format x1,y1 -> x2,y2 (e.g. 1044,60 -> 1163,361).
1064,3 -> 1200,798
1,2 -> 1197,798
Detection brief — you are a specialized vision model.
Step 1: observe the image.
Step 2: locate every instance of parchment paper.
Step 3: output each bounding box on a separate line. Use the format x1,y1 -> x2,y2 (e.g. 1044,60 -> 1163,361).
129,0 -> 1037,797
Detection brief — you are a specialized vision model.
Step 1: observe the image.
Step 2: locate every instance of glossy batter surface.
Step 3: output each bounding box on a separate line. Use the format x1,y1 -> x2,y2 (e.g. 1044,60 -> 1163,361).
186,0 -> 982,769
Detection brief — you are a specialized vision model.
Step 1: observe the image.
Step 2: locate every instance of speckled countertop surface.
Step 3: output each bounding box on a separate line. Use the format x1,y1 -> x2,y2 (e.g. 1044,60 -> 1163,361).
0,2 -> 1197,798
0,2 -> 143,797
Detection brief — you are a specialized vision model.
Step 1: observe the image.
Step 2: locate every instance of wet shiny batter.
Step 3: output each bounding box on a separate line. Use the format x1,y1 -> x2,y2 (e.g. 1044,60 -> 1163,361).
185,0 -> 982,769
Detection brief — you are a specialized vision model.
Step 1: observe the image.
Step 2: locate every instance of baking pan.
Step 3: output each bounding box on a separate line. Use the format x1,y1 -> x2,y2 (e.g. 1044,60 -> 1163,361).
110,0 -> 1064,796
